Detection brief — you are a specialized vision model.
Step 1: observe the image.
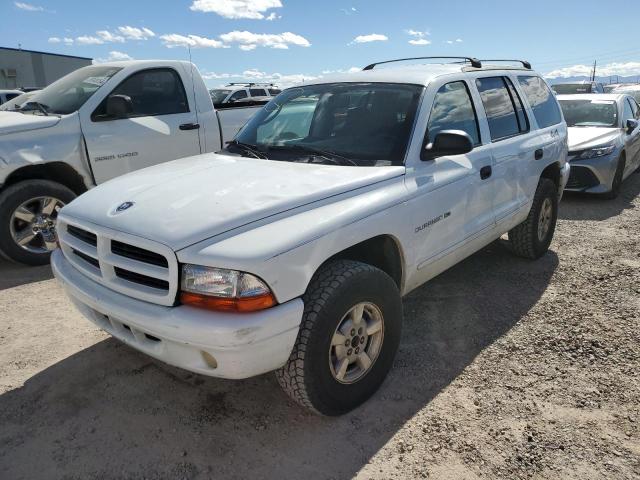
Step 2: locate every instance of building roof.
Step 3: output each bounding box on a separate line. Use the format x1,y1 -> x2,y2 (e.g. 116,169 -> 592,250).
0,46 -> 92,61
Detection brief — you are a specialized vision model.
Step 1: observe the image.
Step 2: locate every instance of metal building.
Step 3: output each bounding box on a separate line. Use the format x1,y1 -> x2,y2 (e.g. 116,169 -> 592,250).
0,47 -> 92,90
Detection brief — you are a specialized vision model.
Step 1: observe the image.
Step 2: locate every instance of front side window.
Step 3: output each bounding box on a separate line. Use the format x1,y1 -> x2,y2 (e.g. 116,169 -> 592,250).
476,77 -> 521,141
517,76 -> 562,128
426,81 -> 480,146
558,99 -> 617,127
623,98 -> 634,122
210,89 -> 231,104
229,90 -> 248,101
228,82 -> 424,166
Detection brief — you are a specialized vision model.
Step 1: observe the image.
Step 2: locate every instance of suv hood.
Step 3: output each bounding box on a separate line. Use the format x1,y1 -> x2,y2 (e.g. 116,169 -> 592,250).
567,127 -> 620,150
62,153 -> 405,250
0,111 -> 60,136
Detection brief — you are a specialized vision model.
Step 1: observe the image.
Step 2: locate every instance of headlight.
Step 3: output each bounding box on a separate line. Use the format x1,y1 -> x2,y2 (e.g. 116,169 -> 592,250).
180,264 -> 276,312
570,144 -> 615,160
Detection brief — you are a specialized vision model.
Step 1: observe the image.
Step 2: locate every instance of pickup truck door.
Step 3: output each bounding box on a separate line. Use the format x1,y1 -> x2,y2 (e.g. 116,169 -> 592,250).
79,67 -> 202,184
405,80 -> 496,274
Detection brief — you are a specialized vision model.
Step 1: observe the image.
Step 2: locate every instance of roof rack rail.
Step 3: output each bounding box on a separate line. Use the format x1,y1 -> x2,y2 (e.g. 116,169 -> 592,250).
478,59 -> 532,69
363,56 -> 482,71
225,82 -> 276,87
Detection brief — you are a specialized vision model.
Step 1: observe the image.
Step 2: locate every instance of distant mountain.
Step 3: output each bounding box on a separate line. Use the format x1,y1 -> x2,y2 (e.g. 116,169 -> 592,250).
546,75 -> 640,85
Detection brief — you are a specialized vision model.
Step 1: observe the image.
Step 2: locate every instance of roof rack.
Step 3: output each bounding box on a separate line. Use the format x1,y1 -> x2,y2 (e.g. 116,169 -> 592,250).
225,82 -> 276,87
363,56 -> 482,71
478,59 -> 532,70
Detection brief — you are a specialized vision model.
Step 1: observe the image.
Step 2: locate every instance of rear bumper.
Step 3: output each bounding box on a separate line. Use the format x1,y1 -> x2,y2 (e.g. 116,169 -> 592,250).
52,249 -> 304,379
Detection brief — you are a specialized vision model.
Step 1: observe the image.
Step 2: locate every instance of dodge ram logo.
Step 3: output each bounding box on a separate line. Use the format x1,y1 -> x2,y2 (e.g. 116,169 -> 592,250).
116,201 -> 134,212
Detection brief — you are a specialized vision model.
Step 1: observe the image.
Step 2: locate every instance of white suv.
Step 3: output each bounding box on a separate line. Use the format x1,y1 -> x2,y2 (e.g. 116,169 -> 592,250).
209,82 -> 281,106
52,57 -> 569,415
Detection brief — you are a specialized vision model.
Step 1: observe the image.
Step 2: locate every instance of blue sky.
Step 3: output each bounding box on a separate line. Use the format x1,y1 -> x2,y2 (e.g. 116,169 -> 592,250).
2,0 -> 640,87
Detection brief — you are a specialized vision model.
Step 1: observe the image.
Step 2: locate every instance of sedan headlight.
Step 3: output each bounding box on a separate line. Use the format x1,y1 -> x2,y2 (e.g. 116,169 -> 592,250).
570,144 -> 616,161
180,264 -> 276,312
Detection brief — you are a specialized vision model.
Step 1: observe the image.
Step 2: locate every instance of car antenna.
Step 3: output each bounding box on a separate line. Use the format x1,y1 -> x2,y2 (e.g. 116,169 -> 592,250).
188,45 -> 202,153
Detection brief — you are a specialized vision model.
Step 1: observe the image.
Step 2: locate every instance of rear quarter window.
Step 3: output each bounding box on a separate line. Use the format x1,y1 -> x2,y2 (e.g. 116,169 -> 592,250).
518,76 -> 563,128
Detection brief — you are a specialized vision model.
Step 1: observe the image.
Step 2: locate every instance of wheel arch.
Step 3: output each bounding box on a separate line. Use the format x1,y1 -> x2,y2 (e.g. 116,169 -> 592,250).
2,162 -> 88,196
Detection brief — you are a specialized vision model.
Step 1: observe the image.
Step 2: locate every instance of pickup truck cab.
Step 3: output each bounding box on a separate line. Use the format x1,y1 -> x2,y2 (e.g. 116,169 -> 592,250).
52,57 -> 570,415
0,60 -> 260,265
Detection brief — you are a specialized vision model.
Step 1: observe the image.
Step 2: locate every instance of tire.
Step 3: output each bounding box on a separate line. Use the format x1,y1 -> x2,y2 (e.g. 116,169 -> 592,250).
603,155 -> 625,200
508,177 -> 558,260
0,180 -> 76,266
276,260 -> 403,416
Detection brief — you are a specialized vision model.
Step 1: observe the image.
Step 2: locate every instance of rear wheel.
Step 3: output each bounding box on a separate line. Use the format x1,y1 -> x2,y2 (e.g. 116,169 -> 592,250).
276,260 -> 402,416
508,178 -> 558,259
0,180 -> 75,265
603,155 -> 625,200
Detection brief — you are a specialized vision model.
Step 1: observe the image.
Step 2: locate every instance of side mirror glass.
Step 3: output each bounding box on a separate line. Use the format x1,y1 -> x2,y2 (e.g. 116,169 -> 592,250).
105,94 -> 133,119
626,119 -> 638,132
423,130 -> 474,160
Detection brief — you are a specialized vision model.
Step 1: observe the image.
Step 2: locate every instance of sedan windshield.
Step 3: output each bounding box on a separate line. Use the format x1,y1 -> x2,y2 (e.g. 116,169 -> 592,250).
20,65 -> 121,115
552,84 -> 594,94
559,99 -> 618,127
227,82 -> 424,166
210,89 -> 231,104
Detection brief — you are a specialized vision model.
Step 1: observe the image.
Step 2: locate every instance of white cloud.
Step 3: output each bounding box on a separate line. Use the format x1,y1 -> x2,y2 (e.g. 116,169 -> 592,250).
352,34 -> 388,44
445,38 -> 463,44
160,33 -> 226,49
321,67 -> 361,74
118,26 -> 155,40
456,38 -> 463,43
190,0 -> 282,19
63,37 -> 74,45
97,30 -> 125,43
265,12 -> 280,20
341,6 -> 357,14
406,29 -> 428,38
48,37 -> 61,43
546,61 -> 640,79
14,2 -> 43,11
219,30 -> 311,49
95,51 -> 134,63
409,39 -> 431,46
76,35 -> 104,45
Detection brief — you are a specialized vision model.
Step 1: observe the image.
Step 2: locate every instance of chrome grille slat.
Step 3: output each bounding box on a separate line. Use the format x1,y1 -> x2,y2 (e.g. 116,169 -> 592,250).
57,217 -> 178,306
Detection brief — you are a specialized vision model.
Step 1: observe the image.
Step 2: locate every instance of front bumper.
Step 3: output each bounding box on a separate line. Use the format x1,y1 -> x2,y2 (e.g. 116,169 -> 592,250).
564,152 -> 619,193
52,249 -> 304,379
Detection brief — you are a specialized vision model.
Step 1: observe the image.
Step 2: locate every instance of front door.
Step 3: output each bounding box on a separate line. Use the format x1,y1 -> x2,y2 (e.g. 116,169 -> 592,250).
80,67 -> 201,184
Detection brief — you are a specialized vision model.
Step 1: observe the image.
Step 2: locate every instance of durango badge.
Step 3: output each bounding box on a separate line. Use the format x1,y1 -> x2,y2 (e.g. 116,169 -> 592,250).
116,201 -> 135,212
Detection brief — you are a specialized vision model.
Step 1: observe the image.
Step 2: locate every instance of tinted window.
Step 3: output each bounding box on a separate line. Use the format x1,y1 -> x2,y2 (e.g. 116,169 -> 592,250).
551,83 -> 592,94
249,88 -> 267,97
476,77 -> 520,141
269,88 -> 281,95
229,90 -> 248,101
102,68 -> 188,117
623,98 -> 634,122
6,93 -> 20,101
427,81 -> 480,146
518,76 -> 562,128
505,78 -> 529,133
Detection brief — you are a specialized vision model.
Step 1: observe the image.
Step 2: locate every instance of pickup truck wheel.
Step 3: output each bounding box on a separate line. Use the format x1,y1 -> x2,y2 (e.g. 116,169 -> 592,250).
508,178 -> 557,260
0,180 -> 75,266
276,260 -> 402,415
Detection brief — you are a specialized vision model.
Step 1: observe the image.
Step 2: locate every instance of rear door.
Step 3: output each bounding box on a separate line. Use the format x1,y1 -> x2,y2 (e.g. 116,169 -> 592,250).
81,67 -> 201,184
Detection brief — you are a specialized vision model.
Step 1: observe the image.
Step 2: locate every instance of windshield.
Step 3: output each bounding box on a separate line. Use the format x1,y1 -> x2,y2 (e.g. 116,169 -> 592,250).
228,82 -> 423,166
22,65 -> 121,115
210,89 -> 231,104
559,99 -> 618,127
551,84 -> 593,94
0,92 -> 34,111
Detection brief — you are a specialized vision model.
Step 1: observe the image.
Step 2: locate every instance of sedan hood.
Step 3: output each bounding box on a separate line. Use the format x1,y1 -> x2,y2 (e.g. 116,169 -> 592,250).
567,127 -> 620,150
62,153 -> 405,250
0,111 -> 60,136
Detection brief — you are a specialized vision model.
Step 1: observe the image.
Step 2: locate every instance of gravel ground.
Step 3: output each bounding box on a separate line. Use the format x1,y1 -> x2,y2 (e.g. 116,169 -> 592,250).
1,173 -> 639,480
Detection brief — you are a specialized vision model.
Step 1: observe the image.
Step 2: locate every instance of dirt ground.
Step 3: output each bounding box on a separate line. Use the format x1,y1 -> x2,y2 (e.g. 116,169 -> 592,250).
1,173 -> 639,480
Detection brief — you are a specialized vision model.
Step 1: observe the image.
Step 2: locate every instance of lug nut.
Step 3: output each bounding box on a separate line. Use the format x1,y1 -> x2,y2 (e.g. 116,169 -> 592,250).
347,348 -> 353,356
344,339 -> 350,347
355,347 -> 360,354
350,329 -> 356,336
360,337 -> 365,344
358,328 -> 363,334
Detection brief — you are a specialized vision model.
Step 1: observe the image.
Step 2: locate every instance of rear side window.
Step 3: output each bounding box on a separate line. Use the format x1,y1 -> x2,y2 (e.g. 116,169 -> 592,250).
249,88 -> 267,97
476,77 -> 522,141
427,81 -> 480,145
517,76 -> 562,128
505,78 -> 529,133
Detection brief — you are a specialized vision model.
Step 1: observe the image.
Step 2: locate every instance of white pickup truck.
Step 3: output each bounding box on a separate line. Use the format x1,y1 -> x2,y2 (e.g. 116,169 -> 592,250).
0,60 -> 259,265
52,57 -> 570,415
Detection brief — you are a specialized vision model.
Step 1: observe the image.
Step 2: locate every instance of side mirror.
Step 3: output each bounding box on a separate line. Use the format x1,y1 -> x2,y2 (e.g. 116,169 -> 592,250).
626,119 -> 638,133
105,94 -> 133,119
423,130 -> 474,160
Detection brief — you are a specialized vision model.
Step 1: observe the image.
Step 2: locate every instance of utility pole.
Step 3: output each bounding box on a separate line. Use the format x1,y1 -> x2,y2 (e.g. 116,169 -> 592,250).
591,60 -> 597,82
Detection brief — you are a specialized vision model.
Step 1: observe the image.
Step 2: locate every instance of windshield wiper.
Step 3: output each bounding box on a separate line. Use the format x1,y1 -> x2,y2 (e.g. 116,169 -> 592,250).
267,144 -> 358,166
225,140 -> 268,159
19,101 -> 50,116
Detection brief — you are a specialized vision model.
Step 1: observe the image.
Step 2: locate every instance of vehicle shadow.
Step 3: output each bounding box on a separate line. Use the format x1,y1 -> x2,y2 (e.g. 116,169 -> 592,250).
0,259 -> 52,291
0,244 -> 558,480
559,170 -> 640,221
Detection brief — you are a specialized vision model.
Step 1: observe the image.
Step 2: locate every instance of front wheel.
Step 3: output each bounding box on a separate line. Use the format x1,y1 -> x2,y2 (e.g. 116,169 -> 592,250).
508,178 -> 558,259
0,180 -> 76,265
603,155 -> 625,200
276,260 -> 402,416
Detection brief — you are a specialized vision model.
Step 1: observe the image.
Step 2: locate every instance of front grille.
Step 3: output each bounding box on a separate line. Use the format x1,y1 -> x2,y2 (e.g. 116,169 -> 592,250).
67,225 -> 97,246
114,267 -> 169,291
566,166 -> 600,190
112,240 -> 168,268
57,218 -> 178,306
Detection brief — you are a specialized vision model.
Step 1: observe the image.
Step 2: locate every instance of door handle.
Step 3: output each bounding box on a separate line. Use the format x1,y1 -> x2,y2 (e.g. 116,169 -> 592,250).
534,148 -> 544,160
480,165 -> 492,180
179,123 -> 200,130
